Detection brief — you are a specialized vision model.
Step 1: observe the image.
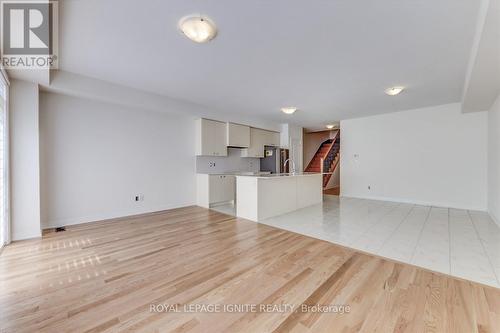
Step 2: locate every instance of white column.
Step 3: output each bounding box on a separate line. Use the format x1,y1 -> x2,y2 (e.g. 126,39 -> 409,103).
10,80 -> 41,240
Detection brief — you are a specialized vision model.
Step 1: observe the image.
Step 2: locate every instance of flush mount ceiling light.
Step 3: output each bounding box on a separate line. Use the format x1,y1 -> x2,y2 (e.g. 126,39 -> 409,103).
385,86 -> 405,96
281,107 -> 297,114
179,15 -> 217,43
326,124 -> 335,129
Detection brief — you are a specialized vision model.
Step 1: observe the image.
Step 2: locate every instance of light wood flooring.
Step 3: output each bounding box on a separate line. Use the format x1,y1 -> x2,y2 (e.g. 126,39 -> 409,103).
0,206 -> 499,333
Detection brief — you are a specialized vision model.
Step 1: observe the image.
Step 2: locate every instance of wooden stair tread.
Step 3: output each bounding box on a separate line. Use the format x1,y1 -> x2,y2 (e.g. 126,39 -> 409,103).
305,135 -> 341,187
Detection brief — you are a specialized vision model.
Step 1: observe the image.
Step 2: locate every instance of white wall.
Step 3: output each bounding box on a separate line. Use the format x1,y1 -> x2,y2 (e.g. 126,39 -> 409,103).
462,0 -> 500,112
488,94 -> 500,225
10,80 -> 41,240
341,103 -> 488,210
48,71 -> 282,132
196,148 -> 260,174
39,92 -> 196,228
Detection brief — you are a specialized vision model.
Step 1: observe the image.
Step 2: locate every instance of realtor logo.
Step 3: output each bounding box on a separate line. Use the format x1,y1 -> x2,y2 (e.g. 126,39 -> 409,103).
1,0 -> 58,69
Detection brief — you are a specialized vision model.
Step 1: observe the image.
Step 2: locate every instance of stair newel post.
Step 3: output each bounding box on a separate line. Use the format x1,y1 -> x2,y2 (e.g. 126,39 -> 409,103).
320,157 -> 324,174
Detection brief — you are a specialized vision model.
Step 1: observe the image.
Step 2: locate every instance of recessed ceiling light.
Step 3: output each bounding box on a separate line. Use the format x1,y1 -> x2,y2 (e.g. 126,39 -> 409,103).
385,86 -> 405,96
179,15 -> 217,43
281,107 -> 297,114
326,124 -> 335,129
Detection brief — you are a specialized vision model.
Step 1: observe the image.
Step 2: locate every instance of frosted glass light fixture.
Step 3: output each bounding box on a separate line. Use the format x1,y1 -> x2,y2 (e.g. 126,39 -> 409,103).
385,86 -> 405,96
179,15 -> 217,43
281,107 -> 297,114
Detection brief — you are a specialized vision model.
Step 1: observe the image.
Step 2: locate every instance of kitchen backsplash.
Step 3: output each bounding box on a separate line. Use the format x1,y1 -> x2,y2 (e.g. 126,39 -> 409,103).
196,148 -> 260,174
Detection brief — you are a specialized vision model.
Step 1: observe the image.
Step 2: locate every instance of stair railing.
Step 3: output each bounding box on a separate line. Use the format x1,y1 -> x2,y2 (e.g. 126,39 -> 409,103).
320,132 -> 340,189
321,131 -> 340,173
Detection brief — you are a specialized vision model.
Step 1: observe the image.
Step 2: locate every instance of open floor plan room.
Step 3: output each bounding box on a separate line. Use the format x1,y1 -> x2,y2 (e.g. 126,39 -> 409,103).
1,0 -> 500,332
1,207 -> 499,333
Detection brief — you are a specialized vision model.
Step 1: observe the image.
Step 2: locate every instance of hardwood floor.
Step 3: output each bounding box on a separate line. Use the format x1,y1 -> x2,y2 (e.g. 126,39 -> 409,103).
0,206 -> 498,333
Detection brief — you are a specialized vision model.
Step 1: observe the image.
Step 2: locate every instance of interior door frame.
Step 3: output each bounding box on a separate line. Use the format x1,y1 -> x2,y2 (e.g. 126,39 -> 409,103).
0,66 -> 10,246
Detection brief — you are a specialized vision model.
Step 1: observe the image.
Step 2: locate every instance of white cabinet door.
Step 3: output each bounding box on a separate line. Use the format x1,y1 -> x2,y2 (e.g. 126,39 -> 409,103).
227,123 -> 250,147
209,175 -> 235,203
261,130 -> 280,146
241,128 -> 265,158
213,121 -> 228,156
209,175 -> 224,203
196,119 -> 212,156
196,119 -> 228,156
269,131 -> 280,146
221,175 -> 235,202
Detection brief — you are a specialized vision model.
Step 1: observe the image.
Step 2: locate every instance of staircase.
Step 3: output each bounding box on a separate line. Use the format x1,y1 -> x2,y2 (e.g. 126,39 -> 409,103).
305,132 -> 340,188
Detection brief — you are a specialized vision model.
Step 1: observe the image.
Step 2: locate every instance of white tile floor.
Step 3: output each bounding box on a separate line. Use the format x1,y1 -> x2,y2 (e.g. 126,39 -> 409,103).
212,196 -> 500,288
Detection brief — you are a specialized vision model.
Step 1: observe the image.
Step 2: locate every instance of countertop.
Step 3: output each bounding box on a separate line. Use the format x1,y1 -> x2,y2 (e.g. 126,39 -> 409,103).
197,171 -> 272,176
235,172 -> 322,179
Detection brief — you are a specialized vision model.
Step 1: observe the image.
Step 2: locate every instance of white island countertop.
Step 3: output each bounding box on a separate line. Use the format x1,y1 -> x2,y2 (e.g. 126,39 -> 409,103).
236,172 -> 323,221
197,171 -> 271,176
235,172 -> 321,179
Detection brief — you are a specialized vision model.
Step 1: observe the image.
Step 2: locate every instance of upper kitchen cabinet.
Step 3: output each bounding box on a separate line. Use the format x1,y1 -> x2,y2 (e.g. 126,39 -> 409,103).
195,119 -> 228,156
263,130 -> 280,146
242,127 -> 280,158
241,127 -> 265,158
226,123 -> 250,148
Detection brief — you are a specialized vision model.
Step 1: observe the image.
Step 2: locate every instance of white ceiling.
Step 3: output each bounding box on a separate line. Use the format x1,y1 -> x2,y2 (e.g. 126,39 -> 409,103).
59,0 -> 480,129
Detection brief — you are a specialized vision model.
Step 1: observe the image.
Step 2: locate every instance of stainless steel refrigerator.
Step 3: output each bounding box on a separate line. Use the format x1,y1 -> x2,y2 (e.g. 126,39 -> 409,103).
260,146 -> 290,174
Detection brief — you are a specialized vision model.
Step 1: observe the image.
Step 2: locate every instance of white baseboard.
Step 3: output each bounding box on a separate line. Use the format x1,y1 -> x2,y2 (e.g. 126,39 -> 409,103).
12,230 -> 42,242
340,194 -> 487,212
489,210 -> 500,228
42,202 -> 196,229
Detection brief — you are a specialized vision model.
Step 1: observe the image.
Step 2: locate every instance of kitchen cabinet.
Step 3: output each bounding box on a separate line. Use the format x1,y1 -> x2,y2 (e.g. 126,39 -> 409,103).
209,175 -> 235,203
263,130 -> 280,146
226,123 -> 250,147
236,173 -> 322,222
195,118 -> 228,156
241,127 -> 265,157
241,128 -> 280,157
196,174 -> 235,207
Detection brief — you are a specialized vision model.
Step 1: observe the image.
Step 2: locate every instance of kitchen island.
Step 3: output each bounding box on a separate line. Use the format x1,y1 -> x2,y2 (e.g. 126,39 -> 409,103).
236,173 -> 323,222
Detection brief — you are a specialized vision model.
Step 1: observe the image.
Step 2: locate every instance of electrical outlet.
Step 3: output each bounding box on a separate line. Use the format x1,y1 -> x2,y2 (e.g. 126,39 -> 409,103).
134,194 -> 144,202
209,162 -> 216,167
